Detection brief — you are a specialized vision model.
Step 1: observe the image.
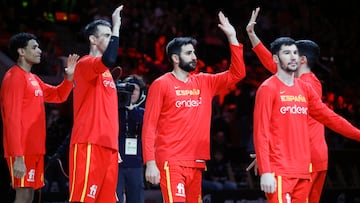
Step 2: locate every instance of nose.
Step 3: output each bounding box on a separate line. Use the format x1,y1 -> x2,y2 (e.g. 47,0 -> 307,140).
290,52 -> 298,60
191,52 -> 197,60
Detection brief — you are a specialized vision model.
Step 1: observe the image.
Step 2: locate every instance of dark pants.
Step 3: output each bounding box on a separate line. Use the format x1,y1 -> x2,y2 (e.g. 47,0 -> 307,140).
0,156 -> 14,203
116,166 -> 144,203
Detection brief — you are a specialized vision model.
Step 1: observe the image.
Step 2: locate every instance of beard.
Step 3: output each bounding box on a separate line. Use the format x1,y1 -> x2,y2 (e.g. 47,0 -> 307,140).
179,58 -> 197,72
279,60 -> 297,73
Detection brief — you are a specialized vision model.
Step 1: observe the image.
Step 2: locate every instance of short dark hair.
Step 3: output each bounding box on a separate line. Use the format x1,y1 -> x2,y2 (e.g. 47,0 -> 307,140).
296,40 -> 320,69
8,32 -> 37,60
165,37 -> 197,64
83,19 -> 112,38
270,37 -> 296,55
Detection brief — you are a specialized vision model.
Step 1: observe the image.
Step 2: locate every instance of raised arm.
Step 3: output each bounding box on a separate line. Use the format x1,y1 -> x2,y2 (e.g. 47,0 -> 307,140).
111,5 -> 123,37
246,7 -> 261,47
218,11 -> 239,46
246,7 -> 277,74
102,5 -> 124,68
64,54 -> 80,81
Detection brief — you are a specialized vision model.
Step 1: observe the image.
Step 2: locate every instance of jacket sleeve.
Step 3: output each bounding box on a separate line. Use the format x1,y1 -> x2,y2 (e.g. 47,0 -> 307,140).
206,44 -> 246,95
253,84 -> 274,174
39,76 -> 74,103
1,74 -> 26,156
305,82 -> 360,140
142,80 -> 163,163
252,42 -> 277,74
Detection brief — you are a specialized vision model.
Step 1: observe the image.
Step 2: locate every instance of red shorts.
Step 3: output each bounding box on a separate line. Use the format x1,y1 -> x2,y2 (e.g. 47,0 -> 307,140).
308,170 -> 327,203
69,143 -> 118,203
159,161 -> 204,203
6,155 -> 44,190
266,175 -> 310,203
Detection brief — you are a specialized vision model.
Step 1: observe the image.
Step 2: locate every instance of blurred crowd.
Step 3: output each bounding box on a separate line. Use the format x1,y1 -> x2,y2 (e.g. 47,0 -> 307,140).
1,0 -> 360,193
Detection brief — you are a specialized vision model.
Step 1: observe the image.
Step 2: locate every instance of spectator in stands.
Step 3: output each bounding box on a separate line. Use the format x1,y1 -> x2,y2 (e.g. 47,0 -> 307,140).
202,148 -> 237,191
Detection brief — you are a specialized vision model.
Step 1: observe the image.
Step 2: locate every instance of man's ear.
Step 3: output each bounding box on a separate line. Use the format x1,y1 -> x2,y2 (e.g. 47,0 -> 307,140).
299,55 -> 307,64
171,54 -> 179,64
89,35 -> 97,45
17,47 -> 25,57
272,54 -> 279,64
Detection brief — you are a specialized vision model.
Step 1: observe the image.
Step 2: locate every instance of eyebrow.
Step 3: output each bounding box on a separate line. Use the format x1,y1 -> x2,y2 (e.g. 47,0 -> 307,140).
96,33 -> 111,37
28,43 -> 39,49
280,47 -> 297,53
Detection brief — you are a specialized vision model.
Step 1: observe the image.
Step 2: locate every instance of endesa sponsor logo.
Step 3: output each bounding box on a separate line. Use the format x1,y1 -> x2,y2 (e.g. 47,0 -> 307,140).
102,71 -> 116,89
34,89 -> 43,96
279,94 -> 308,114
175,88 -> 202,108
175,97 -> 202,108
280,104 -> 308,115
31,80 -> 43,96
103,79 -> 116,89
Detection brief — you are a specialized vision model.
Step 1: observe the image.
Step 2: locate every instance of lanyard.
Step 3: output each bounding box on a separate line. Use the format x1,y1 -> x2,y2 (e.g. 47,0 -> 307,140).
125,109 -> 139,138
